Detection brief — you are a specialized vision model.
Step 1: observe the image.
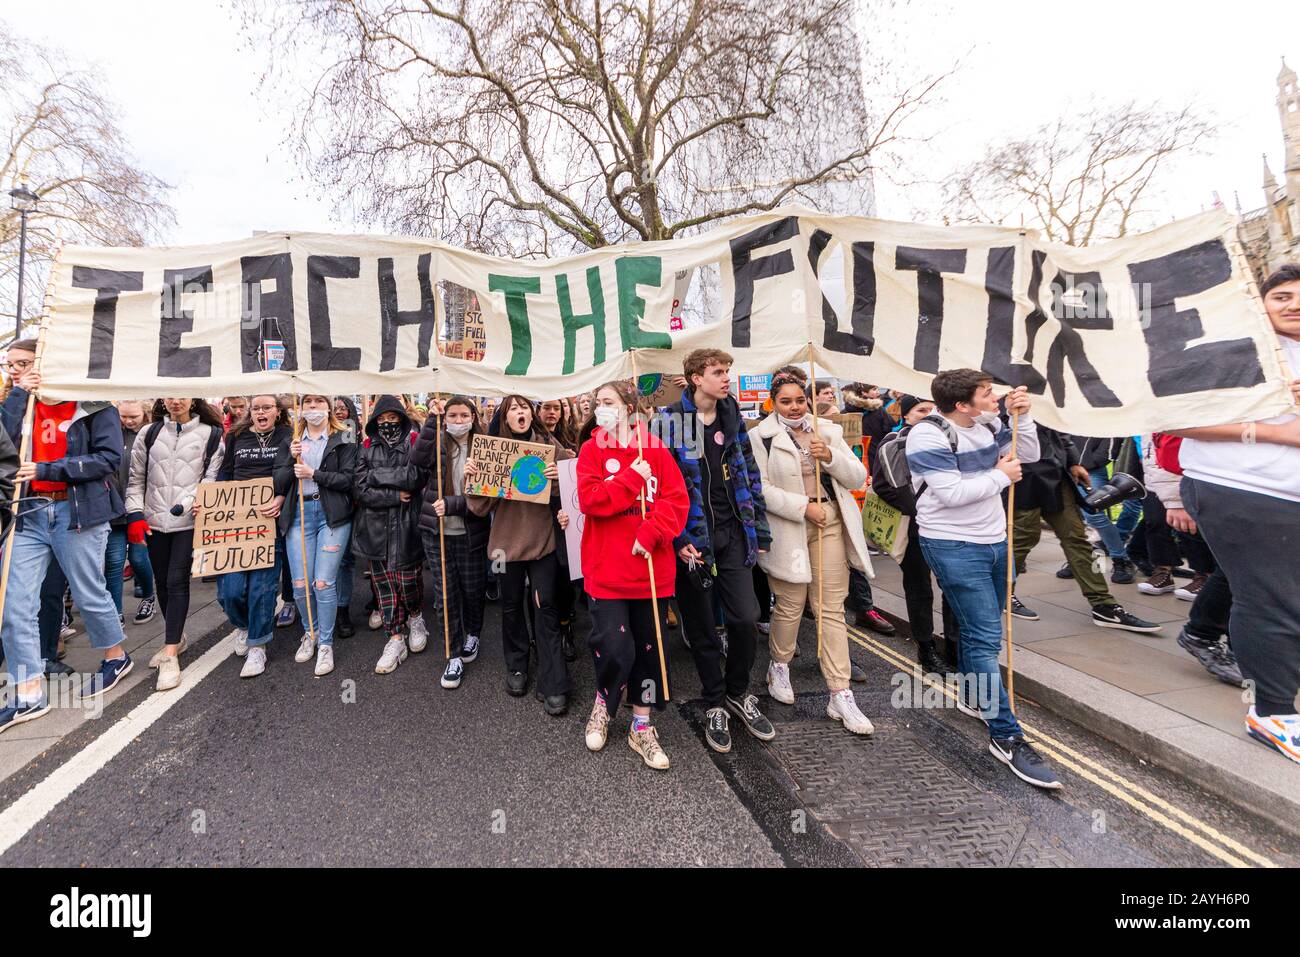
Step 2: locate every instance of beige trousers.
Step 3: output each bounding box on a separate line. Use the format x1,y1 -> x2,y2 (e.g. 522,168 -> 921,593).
768,500 -> 852,691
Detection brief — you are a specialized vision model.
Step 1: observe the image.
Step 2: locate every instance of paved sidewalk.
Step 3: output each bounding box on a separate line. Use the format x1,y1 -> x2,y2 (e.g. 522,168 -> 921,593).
864,530 -> 1300,833
0,581 -> 230,786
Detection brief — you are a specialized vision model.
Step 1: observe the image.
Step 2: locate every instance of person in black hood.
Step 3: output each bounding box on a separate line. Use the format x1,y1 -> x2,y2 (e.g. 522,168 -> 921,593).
355,395 -> 429,676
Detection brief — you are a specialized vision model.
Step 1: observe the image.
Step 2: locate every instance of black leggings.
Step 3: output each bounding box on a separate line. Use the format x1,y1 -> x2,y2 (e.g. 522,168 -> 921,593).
587,595 -> 667,718
147,529 -> 193,647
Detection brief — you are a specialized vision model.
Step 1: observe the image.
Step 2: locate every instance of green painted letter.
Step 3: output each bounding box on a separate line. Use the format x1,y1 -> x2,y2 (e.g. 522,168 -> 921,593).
488,274 -> 541,376
556,267 -> 607,375
616,257 -> 671,353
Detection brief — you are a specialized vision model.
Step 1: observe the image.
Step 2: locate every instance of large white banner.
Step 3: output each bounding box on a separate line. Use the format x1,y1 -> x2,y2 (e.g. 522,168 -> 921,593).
41,207 -> 1295,435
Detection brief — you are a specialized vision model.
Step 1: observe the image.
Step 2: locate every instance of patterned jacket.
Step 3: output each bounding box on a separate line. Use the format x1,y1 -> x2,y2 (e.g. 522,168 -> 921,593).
652,391 -> 770,568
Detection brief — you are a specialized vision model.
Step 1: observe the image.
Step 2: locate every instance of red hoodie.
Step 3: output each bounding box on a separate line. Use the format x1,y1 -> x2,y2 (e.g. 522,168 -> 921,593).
577,425 -> 688,600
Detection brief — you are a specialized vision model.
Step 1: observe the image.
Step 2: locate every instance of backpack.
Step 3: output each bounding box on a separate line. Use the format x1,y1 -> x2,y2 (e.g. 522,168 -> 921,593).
143,420 -> 222,476
873,414 -> 996,516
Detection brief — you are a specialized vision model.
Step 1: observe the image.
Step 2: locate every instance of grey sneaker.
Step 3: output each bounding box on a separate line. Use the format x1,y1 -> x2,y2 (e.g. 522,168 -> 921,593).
1177,627 -> 1244,686
989,735 -> 1062,790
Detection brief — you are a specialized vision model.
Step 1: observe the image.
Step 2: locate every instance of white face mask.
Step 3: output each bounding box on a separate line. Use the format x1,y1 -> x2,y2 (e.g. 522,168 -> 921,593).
973,410 -> 1000,425
594,406 -> 621,430
302,410 -> 328,426
778,413 -> 808,430
446,422 -> 472,438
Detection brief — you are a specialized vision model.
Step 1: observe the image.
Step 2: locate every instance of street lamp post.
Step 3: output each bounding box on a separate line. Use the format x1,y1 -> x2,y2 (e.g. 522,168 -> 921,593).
8,183 -> 40,343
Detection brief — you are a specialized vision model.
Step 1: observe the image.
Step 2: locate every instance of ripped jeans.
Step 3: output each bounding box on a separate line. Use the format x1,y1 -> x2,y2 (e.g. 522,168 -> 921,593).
285,498 -> 352,646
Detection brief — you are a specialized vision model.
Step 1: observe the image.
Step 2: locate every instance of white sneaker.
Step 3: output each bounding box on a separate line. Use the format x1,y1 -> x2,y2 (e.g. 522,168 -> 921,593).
767,661 -> 795,705
232,628 -> 249,657
407,614 -> 429,653
462,633 -> 480,663
314,644 -> 334,677
294,633 -> 316,664
148,634 -> 189,669
240,646 -> 267,678
367,609 -> 383,631
375,636 -> 408,674
156,655 -> 182,691
827,689 -> 874,735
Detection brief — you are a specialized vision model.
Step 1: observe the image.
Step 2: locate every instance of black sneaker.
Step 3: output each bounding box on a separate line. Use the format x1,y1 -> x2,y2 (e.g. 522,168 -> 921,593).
1177,627 -> 1244,686
704,707 -> 732,753
1010,596 -> 1039,621
989,736 -> 1062,789
1055,563 -> 1074,580
44,660 -> 75,677
79,654 -> 134,699
1110,558 -> 1136,585
440,657 -> 464,689
505,670 -> 528,697
725,693 -> 776,741
1091,603 -> 1161,634
0,696 -> 50,736
850,662 -> 868,683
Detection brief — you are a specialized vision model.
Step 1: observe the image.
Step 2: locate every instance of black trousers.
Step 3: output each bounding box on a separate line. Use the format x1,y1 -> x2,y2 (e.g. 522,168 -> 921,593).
147,530 -> 192,646
1183,478 -> 1299,716
1137,492 -> 1215,573
673,522 -> 758,708
588,595 -> 668,718
422,530 -> 487,657
501,551 -> 570,696
898,533 -> 961,646
1184,565 -> 1233,647
847,566 -> 874,612
752,564 -> 772,625
39,560 -> 67,661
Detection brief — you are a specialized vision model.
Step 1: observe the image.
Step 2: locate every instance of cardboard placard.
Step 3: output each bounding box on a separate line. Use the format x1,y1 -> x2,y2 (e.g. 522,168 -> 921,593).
461,307 -> 486,362
636,372 -> 684,409
860,490 -> 909,563
831,413 -> 863,446
190,478 -> 277,577
466,434 -> 556,503
557,458 -> 584,581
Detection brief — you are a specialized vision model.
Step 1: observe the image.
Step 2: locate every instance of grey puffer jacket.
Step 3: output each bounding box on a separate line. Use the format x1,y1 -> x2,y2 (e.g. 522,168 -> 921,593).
126,416 -> 224,533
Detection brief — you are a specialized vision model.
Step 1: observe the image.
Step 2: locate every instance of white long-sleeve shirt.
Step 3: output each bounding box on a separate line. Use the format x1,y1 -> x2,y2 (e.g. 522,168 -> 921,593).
1180,334 -> 1300,504
905,412 -> 1041,543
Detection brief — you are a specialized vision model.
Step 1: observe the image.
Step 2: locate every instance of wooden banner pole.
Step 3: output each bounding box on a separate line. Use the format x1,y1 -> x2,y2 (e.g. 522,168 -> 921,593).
629,352 -> 670,705
292,390 -> 317,645
1005,409 -> 1020,710
806,342 -> 824,664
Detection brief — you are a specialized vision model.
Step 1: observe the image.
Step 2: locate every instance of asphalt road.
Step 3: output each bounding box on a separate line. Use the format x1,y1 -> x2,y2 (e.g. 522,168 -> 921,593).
1,566 -> 1296,868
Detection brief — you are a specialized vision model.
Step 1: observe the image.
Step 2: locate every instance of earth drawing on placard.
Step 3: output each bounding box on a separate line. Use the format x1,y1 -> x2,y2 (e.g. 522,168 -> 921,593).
511,455 -> 549,498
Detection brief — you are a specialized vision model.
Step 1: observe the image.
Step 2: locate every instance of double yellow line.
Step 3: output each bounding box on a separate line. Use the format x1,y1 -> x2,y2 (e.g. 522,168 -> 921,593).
844,624 -> 1276,869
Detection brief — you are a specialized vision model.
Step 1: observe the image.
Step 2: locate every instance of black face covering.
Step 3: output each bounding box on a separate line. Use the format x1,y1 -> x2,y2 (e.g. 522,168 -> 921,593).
377,420 -> 405,446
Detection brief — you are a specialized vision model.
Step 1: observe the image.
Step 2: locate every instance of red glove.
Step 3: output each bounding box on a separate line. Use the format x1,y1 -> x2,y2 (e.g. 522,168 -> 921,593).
127,520 -> 149,544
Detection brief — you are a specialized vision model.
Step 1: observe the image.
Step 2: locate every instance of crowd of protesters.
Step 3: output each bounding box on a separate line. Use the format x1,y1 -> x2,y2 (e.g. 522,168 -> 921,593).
0,264 -> 1297,782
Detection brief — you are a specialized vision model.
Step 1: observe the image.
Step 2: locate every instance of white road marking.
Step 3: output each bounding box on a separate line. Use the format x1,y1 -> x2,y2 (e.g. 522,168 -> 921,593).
0,632 -> 235,858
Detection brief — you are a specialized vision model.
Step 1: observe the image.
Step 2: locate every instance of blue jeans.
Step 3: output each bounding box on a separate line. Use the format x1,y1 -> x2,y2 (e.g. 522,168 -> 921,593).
285,499 -> 351,645
1084,466 -> 1143,559
1,502 -> 125,684
105,526 -> 155,614
217,560 -> 281,647
918,536 -> 1022,739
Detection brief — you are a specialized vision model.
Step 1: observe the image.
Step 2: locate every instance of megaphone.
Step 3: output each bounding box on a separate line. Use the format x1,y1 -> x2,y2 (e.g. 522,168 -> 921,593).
1082,472 -> 1146,512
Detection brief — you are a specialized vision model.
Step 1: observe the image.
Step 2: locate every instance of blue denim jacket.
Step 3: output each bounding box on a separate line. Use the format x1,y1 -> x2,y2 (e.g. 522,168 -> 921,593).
2,387 -> 124,531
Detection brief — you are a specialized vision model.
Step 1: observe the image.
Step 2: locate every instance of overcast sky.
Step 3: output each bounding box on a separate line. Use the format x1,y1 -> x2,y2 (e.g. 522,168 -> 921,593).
17,0 -> 1298,245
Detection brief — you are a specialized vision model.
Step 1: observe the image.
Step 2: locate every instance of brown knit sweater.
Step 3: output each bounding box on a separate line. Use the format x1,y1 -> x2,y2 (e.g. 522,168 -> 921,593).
467,433 -> 574,563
